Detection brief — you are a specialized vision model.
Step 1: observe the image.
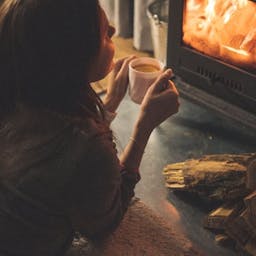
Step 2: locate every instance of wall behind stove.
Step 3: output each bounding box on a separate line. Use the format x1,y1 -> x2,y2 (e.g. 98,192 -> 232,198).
100,0 -> 154,51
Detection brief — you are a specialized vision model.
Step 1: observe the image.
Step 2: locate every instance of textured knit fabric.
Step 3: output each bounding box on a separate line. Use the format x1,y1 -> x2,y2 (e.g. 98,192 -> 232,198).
0,105 -> 139,256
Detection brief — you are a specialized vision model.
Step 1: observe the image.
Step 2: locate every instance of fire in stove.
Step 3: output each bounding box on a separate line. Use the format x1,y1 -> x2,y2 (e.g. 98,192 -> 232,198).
167,0 -> 256,131
183,0 -> 256,73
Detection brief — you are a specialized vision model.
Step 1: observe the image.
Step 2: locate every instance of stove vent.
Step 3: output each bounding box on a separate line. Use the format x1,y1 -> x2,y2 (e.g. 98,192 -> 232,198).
196,66 -> 244,93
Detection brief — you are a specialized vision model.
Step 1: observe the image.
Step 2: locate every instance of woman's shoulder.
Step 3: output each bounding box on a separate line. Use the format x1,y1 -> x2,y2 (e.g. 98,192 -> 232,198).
0,106 -> 114,190
0,105 -> 111,164
41,109 -> 114,159
2,104 -> 107,139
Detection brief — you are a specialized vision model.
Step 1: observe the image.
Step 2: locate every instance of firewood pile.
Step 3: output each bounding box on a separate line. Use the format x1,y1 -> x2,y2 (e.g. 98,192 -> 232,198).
163,153 -> 256,256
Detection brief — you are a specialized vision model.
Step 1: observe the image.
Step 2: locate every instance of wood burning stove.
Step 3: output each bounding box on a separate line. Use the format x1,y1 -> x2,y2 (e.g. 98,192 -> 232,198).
167,0 -> 256,131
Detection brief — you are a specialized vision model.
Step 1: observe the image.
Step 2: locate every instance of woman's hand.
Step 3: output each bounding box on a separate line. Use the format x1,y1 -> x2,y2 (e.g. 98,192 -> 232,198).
103,55 -> 136,113
120,69 -> 179,171
137,69 -> 180,134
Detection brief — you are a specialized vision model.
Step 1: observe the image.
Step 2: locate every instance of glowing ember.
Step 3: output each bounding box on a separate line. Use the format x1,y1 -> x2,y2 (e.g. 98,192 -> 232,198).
222,45 -> 249,57
183,0 -> 256,70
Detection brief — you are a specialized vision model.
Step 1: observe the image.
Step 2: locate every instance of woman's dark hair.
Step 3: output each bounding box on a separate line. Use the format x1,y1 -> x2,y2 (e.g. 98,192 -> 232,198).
0,0 -> 104,119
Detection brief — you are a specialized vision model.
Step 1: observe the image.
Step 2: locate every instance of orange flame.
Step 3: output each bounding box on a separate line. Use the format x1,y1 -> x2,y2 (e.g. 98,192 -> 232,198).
183,0 -> 256,71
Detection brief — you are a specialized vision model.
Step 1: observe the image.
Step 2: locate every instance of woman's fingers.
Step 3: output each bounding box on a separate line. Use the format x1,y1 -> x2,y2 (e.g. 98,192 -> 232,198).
151,69 -> 174,93
113,55 -> 136,76
104,55 -> 137,113
168,79 -> 179,96
118,55 -> 136,76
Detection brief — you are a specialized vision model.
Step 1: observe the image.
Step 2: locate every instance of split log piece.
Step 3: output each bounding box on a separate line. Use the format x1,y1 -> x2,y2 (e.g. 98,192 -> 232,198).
163,154 -> 255,203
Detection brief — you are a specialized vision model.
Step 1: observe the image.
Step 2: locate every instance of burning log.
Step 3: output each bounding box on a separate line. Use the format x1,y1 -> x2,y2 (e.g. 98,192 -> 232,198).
183,0 -> 256,71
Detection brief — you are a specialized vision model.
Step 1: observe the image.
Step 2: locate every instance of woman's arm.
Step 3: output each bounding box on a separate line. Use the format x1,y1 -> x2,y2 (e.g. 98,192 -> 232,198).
66,130 -> 140,239
67,70 -> 179,239
120,69 -> 180,171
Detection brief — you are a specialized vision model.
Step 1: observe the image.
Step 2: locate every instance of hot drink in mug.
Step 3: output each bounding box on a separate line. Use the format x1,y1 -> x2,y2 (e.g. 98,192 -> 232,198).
129,57 -> 164,104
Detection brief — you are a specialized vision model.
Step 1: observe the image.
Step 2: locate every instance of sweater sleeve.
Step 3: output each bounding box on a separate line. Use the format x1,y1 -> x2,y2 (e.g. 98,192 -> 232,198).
65,130 -> 140,239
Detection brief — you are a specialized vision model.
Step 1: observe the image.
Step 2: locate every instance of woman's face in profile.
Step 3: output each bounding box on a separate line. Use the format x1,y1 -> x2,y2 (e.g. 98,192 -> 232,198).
88,7 -> 116,82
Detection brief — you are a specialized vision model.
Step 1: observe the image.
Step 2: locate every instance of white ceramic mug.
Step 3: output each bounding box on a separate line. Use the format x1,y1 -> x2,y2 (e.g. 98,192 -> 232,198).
128,57 -> 164,104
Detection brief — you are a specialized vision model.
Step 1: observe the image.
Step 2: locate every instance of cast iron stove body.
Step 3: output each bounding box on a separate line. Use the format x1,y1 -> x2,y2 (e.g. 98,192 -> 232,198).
167,0 -> 256,131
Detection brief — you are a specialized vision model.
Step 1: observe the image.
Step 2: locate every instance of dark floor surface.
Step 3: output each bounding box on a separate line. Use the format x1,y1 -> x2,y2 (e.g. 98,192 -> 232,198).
109,89 -> 256,256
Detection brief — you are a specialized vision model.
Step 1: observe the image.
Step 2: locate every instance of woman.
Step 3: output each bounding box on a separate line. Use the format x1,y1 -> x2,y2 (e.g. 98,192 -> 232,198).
0,0 -> 179,255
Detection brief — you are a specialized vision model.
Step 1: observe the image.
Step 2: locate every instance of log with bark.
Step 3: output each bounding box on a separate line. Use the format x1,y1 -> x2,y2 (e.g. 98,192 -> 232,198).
163,153 -> 255,203
163,153 -> 256,256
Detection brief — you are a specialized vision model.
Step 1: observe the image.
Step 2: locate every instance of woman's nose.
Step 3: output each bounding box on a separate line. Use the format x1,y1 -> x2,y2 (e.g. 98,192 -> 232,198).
108,25 -> 116,38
